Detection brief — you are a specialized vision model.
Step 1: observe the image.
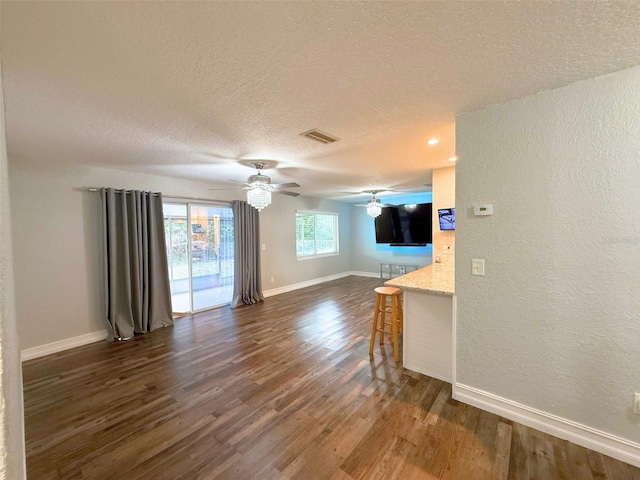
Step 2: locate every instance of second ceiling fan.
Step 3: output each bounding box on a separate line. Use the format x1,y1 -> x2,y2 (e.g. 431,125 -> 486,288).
355,190 -> 394,219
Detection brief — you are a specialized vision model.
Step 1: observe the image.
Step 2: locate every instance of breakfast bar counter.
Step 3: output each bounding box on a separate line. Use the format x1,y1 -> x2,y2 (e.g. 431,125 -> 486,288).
385,264 -> 455,382
385,264 -> 454,295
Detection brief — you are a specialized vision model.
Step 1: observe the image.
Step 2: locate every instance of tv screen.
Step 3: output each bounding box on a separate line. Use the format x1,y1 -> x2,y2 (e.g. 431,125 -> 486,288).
438,208 -> 455,231
374,207 -> 397,243
374,203 -> 432,246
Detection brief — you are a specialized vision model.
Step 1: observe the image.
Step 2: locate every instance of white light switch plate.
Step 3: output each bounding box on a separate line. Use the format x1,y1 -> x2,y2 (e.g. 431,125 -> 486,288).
472,259 -> 485,276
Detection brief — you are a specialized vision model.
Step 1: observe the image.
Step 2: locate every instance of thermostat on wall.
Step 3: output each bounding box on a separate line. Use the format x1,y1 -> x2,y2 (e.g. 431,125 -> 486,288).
474,203 -> 493,216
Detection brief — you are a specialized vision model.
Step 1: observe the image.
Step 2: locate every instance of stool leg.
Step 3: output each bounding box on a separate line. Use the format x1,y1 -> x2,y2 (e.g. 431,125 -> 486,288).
379,294 -> 387,345
391,295 -> 400,362
369,294 -> 381,356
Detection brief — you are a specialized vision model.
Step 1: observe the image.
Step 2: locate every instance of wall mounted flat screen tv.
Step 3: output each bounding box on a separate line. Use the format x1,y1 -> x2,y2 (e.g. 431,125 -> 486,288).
374,203 -> 432,246
438,208 -> 455,231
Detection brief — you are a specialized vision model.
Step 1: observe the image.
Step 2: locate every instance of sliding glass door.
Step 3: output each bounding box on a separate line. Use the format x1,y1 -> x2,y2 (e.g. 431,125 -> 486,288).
163,202 -> 234,314
189,205 -> 234,310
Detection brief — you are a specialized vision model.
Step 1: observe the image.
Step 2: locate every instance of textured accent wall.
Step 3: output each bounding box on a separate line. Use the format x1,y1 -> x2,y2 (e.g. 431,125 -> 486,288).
456,65 -> 640,442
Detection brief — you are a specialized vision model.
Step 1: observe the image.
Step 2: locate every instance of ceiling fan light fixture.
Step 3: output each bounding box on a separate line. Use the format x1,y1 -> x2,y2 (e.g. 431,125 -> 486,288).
212,161 -> 300,209
247,183 -> 273,211
366,199 -> 382,219
248,173 -> 271,184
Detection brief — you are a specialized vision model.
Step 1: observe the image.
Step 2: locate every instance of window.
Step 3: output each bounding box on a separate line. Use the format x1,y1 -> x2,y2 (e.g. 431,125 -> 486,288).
296,211 -> 339,258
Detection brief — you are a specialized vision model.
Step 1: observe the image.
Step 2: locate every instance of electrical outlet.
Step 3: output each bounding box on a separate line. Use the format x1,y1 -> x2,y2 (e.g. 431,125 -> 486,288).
443,244 -> 452,254
270,277 -> 275,284
633,392 -> 640,414
472,259 -> 485,276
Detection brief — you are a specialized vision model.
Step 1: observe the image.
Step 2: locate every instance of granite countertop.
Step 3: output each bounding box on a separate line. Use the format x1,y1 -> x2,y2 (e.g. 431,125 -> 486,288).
385,264 -> 455,295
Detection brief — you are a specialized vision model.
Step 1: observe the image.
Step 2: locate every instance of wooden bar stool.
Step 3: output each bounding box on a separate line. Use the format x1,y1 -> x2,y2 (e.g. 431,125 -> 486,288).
369,286 -> 403,362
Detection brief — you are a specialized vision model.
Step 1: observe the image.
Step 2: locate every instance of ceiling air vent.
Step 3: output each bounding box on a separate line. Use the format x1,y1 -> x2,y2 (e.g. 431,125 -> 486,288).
299,129 -> 340,144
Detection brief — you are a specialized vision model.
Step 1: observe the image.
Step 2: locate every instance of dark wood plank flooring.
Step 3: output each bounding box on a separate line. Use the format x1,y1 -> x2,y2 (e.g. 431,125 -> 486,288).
22,276 -> 640,479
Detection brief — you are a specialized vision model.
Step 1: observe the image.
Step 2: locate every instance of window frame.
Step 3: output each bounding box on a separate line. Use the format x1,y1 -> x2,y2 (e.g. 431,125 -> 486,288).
295,210 -> 340,260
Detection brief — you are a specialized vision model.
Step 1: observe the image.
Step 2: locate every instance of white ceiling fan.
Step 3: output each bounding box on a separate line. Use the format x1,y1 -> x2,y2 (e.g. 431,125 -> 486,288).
354,183 -> 433,218
211,161 -> 300,211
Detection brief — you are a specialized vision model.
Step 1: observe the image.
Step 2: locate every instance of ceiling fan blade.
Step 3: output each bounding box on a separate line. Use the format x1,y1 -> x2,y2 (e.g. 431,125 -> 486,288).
271,182 -> 300,189
209,178 -> 250,190
275,190 -> 300,197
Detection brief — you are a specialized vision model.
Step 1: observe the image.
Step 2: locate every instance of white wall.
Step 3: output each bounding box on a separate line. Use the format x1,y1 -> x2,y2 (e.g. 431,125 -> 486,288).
8,161 -> 352,350
0,27 -> 26,477
349,192 -> 433,274
260,195 -> 352,289
456,66 -> 640,445
431,167 -> 455,266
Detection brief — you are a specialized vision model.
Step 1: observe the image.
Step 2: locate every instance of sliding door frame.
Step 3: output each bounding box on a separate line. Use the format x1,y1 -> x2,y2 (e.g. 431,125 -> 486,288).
164,197 -> 233,314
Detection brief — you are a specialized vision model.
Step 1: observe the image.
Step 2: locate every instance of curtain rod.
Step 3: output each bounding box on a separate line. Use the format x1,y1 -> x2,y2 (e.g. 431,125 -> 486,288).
164,195 -> 231,205
87,187 -> 159,196
86,188 -> 230,205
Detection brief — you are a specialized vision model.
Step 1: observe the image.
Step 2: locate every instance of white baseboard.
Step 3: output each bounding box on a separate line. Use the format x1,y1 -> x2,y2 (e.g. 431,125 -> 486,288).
348,271 -> 380,278
21,330 -> 109,362
454,383 -> 640,468
263,271 -> 380,298
263,272 -> 351,297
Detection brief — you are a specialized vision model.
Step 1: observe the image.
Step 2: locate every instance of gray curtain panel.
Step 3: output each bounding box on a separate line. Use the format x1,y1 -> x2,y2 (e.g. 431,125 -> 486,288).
230,200 -> 264,308
101,188 -> 173,339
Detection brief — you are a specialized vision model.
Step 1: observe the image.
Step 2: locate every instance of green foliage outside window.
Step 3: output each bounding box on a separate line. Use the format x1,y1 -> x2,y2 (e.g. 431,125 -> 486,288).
296,212 -> 339,257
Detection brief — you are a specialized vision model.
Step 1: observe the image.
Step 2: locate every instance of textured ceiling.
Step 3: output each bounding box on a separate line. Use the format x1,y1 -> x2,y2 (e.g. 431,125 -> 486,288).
2,1 -> 640,201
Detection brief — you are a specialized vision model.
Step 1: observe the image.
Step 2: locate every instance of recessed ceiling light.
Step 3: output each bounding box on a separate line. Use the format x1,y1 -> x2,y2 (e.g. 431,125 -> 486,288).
448,156 -> 457,162
427,139 -> 439,145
